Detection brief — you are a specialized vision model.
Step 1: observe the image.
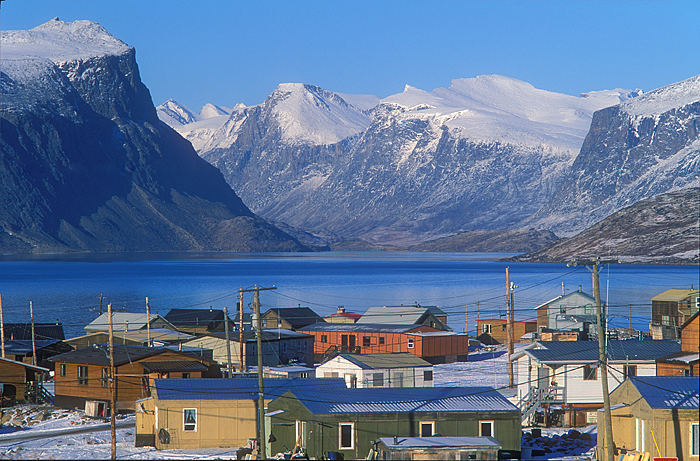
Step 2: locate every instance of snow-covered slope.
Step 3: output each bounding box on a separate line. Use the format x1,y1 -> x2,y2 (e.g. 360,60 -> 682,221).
185,77 -> 636,245
157,99 -> 199,126
381,75 -> 640,151
527,75 -> 700,236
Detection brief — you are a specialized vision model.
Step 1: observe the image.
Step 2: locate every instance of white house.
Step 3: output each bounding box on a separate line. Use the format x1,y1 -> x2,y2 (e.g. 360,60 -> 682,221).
317,352 -> 434,388
534,290 -> 598,331
512,340 -> 681,426
84,313 -> 178,334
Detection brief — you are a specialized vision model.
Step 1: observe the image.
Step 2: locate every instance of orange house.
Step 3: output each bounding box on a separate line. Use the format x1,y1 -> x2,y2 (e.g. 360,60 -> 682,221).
476,318 -> 537,345
297,323 -> 471,364
657,311 -> 699,376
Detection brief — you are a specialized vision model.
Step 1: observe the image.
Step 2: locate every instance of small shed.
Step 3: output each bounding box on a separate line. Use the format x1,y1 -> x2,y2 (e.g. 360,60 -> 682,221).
376,436 -> 502,460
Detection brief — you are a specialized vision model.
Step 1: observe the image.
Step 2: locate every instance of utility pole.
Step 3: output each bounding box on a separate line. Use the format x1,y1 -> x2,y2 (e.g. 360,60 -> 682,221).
145,297 -> 151,346
505,268 -> 515,388
568,257 -> 618,461
464,305 -> 468,334
108,303 -> 116,461
240,285 -> 276,459
30,301 -> 36,366
223,305 -> 233,378
239,289 -> 245,372
0,294 -> 5,359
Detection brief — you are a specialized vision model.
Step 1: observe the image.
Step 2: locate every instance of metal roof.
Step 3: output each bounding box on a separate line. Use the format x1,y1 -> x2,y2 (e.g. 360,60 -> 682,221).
379,436 -> 501,450
0,356 -> 49,372
651,288 -> 699,302
332,353 -> 431,369
524,340 -> 681,363
84,313 -> 172,332
262,307 -> 325,329
140,361 -> 209,373
357,307 -> 430,325
298,323 -> 424,333
153,377 -> 347,401
205,328 -> 312,342
2,323 -> 65,340
49,344 -> 210,367
384,305 -> 448,317
286,386 -> 519,414
164,308 -> 226,327
534,291 -> 596,310
628,376 -> 699,409
2,339 -> 65,355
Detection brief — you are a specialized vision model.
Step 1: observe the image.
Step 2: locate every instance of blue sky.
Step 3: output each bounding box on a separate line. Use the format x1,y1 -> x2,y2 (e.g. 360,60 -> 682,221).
2,0 -> 698,111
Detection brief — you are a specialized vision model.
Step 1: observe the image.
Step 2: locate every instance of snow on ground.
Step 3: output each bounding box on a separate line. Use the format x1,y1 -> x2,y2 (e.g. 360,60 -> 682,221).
1,346 -> 597,459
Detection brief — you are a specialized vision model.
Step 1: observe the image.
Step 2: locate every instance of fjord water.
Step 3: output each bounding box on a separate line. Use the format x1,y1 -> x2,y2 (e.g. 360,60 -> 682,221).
0,252 -> 696,339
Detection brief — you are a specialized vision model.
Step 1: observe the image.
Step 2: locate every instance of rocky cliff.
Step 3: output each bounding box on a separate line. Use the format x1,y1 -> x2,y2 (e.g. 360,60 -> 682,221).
0,19 -> 306,253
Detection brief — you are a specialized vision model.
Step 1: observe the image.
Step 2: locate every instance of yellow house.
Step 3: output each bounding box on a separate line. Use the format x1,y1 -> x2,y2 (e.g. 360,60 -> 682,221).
598,376 -> 699,460
135,377 -> 346,450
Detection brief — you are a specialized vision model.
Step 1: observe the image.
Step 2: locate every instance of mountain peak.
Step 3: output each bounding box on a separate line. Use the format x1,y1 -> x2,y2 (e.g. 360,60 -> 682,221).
621,74 -> 700,117
2,18 -> 129,62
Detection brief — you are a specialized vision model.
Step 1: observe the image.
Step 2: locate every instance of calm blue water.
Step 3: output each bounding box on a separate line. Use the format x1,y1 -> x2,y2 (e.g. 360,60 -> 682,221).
0,252 -> 697,339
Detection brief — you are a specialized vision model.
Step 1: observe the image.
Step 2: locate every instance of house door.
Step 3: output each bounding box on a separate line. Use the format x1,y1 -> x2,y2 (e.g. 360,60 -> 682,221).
348,335 -> 356,351
341,335 -> 348,349
537,367 -> 549,390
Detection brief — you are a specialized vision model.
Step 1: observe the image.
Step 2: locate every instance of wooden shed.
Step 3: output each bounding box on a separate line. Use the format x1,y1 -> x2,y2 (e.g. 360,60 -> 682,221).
0,356 -> 49,406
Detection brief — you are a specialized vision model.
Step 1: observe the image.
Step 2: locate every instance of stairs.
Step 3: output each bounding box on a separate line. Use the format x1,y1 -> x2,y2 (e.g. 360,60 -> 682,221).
517,385 -> 565,423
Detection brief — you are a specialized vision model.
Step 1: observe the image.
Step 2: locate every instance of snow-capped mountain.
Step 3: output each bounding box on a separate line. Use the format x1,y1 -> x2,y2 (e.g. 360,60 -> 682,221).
157,99 -> 199,126
0,19 -> 305,253
526,75 -> 700,236
182,76 -> 638,245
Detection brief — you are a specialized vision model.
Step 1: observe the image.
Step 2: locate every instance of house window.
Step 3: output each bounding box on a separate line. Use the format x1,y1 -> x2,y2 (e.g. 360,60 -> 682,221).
304,341 -> 308,351
378,337 -> 385,345
321,335 -> 328,343
300,372 -> 308,378
407,338 -> 414,349
372,373 -> 384,387
339,423 -> 354,449
691,423 -> 699,456
101,367 -> 109,388
59,364 -> 66,377
183,408 -> 197,432
182,372 -> 190,379
482,324 -> 492,334
282,342 -> 288,353
479,420 -> 493,437
363,336 -> 371,347
502,324 -> 507,332
420,421 -> 434,437
324,372 -> 339,378
298,341 -> 303,352
424,370 -> 433,382
624,365 -> 637,379
78,366 -> 89,385
560,306 -> 567,314
584,364 -> 597,380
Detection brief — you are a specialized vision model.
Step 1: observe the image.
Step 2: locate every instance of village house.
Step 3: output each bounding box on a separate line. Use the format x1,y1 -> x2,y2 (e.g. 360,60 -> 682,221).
375,436 -> 502,460
316,352 -> 434,388
180,329 -> 314,370
650,288 -> 700,340
534,289 -> 598,332
1,322 -> 65,341
84,313 -> 178,335
597,376 -> 699,461
657,311 -> 699,377
357,305 -> 449,330
267,386 -> 521,460
297,323 -> 472,364
134,377 -> 346,450
261,307 -> 325,331
0,356 -> 50,406
323,306 -> 361,323
50,345 -> 220,412
163,308 -> 231,335
512,340 -> 681,427
66,329 -> 194,349
476,318 -> 537,345
1,339 -> 73,370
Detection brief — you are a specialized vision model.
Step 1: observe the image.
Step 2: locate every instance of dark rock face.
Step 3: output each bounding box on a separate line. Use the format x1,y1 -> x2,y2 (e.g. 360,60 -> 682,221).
0,24 -> 305,253
526,77 -> 700,237
510,188 -> 699,264
409,228 -> 559,253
